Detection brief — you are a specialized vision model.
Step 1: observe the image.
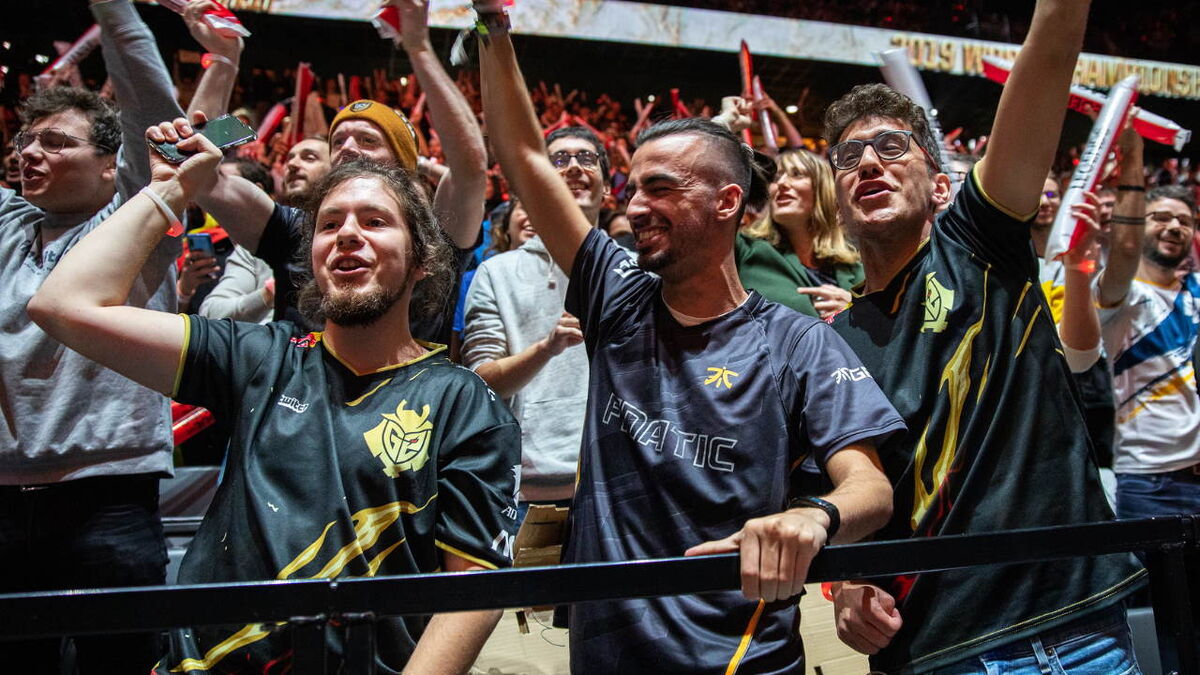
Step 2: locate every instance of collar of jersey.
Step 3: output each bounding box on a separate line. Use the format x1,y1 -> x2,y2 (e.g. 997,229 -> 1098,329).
850,237 -> 931,299
322,339 -> 447,376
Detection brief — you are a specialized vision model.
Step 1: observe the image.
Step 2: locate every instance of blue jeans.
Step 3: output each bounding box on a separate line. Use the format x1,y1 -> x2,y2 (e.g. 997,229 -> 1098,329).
925,606 -> 1141,675
1114,472 -> 1200,521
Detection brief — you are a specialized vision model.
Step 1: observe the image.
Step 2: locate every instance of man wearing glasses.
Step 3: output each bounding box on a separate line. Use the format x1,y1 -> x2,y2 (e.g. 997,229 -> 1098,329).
1097,183 -> 1200,533
0,1 -> 184,671
463,127 -> 610,518
821,1 -> 1145,673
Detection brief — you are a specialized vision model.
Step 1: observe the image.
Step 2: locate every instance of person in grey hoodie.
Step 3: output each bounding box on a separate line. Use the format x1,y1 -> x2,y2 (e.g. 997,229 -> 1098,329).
463,127 -> 610,514
0,1 -> 205,670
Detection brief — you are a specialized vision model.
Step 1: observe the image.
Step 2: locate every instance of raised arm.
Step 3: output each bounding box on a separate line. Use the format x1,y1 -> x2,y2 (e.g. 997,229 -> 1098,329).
183,0 -> 244,119
28,117 -> 222,396
1058,192 -> 1102,371
1097,129 -> 1146,307
91,0 -> 185,200
196,172 -> 275,251
394,0 -> 487,248
478,12 -> 592,274
976,0 -> 1090,217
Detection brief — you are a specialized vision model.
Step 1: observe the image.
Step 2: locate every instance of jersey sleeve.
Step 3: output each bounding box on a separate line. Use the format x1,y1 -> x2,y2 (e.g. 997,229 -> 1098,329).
461,262 -> 508,370
788,321 -> 907,469
566,229 -> 658,353
174,316 -> 285,425
935,165 -> 1039,280
433,374 -> 522,569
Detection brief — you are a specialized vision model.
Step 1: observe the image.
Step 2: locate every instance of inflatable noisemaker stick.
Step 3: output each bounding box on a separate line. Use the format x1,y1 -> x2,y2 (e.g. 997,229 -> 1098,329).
156,0 -> 250,38
36,24 -> 101,90
982,55 -> 1191,152
286,63 -> 315,148
876,49 -> 954,183
1045,74 -> 1140,262
737,41 -> 755,145
751,76 -> 778,153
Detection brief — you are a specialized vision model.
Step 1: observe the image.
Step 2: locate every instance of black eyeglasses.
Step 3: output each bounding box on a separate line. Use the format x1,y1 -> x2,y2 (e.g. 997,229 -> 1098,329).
549,150 -> 599,170
1147,210 -> 1196,230
828,130 -> 933,171
15,128 -> 114,155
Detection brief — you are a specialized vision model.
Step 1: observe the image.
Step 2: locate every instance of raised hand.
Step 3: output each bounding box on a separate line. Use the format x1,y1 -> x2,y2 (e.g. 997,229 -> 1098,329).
183,0 -> 243,60
145,112 -> 222,202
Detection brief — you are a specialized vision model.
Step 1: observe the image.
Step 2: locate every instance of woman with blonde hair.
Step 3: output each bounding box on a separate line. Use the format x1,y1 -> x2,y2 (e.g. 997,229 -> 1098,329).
737,148 -> 862,318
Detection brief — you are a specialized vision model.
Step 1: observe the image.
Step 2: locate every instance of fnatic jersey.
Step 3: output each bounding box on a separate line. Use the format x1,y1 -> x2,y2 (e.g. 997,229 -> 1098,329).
563,230 -> 905,674
156,317 -> 521,675
831,168 -> 1144,674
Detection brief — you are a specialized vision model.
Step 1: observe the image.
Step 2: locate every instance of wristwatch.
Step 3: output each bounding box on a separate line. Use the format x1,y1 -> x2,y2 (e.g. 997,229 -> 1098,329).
787,495 -> 840,542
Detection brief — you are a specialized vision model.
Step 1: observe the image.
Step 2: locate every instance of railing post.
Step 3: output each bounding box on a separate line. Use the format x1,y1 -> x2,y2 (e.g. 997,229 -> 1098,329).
342,611 -> 377,674
1146,540 -> 1199,675
290,614 -> 328,675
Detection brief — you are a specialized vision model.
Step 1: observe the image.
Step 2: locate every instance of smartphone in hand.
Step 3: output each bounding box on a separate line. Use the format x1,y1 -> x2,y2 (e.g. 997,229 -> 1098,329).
149,114 -> 257,164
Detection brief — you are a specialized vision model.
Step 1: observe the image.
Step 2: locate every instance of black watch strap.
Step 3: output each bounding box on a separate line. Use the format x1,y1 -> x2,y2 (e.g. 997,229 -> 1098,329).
787,495 -> 840,541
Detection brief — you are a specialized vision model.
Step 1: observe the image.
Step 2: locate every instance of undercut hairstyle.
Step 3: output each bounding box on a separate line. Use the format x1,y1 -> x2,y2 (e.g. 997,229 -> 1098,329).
823,83 -> 942,174
636,118 -> 753,220
547,126 -> 612,184
297,160 -> 453,320
225,158 -> 273,196
19,87 -> 120,156
1146,185 -> 1196,214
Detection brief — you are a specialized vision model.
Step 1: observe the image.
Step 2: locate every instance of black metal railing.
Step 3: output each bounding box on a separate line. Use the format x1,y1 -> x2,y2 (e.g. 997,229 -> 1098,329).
1,516 -> 1196,674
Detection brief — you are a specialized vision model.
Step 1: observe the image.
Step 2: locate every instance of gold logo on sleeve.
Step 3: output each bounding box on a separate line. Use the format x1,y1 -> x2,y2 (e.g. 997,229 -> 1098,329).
921,272 -> 955,334
363,400 -> 433,477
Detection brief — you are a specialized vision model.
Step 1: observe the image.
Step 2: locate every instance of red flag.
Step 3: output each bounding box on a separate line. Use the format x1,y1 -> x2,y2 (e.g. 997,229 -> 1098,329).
286,63 -> 315,147
738,41 -> 754,144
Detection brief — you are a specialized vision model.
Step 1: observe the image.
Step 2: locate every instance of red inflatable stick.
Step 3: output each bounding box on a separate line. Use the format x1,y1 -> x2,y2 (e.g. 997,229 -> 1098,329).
157,0 -> 250,38
982,55 -> 1191,152
36,24 -> 100,90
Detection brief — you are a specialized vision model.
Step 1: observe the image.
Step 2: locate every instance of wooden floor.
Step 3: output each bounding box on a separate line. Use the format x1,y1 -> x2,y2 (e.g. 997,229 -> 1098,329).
470,584 -> 870,674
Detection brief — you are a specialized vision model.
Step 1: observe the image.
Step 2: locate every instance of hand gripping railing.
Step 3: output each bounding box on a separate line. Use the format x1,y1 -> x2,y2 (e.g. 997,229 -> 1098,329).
0,516 -> 1196,674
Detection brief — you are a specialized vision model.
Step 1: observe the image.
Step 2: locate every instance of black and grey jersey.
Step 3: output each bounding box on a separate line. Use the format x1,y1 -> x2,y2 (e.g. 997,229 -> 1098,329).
563,230 -> 905,674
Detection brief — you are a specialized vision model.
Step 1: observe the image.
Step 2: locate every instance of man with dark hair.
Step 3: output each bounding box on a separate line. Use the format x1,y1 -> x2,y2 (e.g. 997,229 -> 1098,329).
28,122 -> 521,674
1098,179 -> 1200,523
199,0 -> 485,346
823,1 -> 1145,673
462,127 -> 610,516
281,136 -> 331,203
0,1 -> 184,670
480,11 -> 904,672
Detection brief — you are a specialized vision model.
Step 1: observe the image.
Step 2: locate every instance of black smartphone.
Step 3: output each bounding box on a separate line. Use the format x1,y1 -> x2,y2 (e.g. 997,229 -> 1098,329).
149,114 -> 257,164
185,232 -> 215,257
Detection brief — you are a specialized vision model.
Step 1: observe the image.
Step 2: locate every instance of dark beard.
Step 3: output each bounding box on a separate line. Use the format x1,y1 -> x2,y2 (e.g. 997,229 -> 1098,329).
1143,238 -> 1188,270
319,286 -> 403,327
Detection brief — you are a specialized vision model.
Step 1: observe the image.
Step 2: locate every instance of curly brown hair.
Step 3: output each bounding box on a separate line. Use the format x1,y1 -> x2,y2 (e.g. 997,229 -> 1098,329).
823,83 -> 942,175
296,160 -> 453,323
19,87 -> 120,156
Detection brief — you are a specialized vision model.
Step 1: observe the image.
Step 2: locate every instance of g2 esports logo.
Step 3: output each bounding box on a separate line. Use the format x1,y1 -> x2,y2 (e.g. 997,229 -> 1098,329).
363,400 -> 433,477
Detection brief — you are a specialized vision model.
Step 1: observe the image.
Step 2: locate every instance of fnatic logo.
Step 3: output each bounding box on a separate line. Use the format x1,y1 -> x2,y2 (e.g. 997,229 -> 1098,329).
921,272 -> 955,333
704,367 -> 739,389
363,400 -> 433,477
350,101 -> 373,112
